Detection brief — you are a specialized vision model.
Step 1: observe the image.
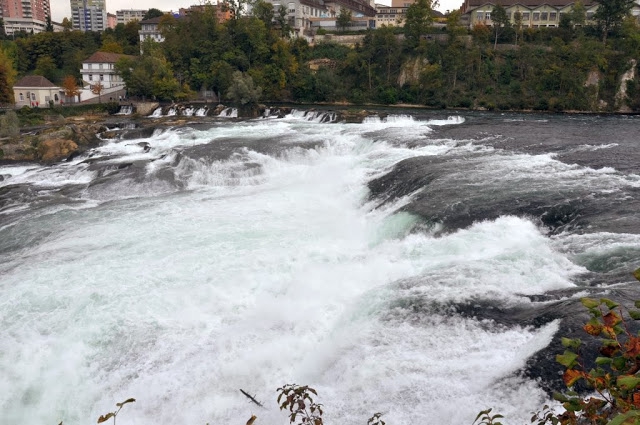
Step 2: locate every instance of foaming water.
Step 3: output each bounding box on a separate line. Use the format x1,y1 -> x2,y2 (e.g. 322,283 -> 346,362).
2,112 -> 631,425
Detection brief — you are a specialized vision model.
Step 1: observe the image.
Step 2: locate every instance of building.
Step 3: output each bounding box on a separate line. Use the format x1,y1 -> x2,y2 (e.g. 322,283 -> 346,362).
13,75 -> 63,108
460,0 -> 599,28
0,0 -> 52,35
80,51 -> 129,90
177,3 -> 230,23
70,0 -> 107,31
138,16 -> 164,44
116,9 -> 146,25
264,0 -> 377,36
107,12 -> 116,28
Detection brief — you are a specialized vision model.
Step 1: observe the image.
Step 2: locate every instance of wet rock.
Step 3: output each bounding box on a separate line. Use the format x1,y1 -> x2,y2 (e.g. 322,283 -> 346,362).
38,139 -> 79,163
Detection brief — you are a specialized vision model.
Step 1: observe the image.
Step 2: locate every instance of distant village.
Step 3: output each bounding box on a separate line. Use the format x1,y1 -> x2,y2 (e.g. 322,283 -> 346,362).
2,0 -> 640,108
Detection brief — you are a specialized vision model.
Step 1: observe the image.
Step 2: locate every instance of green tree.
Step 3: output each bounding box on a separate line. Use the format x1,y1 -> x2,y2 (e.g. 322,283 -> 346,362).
275,6 -> 292,38
226,70 -> 262,105
593,0 -> 635,44
0,48 -> 17,105
34,55 -> 59,83
337,8 -> 353,32
513,11 -> 523,44
491,4 -> 510,49
45,15 -> 54,32
404,0 -> 437,48
143,8 -> 165,20
0,18 -> 6,39
116,40 -> 184,101
61,17 -> 72,31
253,0 -> 274,30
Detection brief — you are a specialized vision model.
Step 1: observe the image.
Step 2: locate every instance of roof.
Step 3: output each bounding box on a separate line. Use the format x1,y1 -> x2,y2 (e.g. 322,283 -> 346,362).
82,51 -> 133,64
14,75 -> 59,88
139,16 -> 164,24
462,0 -> 596,11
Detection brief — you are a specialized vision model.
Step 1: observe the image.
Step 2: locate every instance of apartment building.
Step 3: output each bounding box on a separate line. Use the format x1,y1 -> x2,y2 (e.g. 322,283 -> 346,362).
70,0 -> 107,31
116,9 -> 146,25
0,0 -> 52,35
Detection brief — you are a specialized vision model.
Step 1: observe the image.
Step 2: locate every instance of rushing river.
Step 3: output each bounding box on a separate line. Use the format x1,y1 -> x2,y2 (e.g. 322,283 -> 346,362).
1,110 -> 639,425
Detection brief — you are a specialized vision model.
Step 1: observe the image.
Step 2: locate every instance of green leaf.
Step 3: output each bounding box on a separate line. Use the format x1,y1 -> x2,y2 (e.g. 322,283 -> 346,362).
601,298 -> 619,309
595,356 -> 613,365
617,375 -> 640,390
556,350 -> 579,368
553,392 -> 569,402
606,410 -> 640,425
633,268 -> 640,282
634,300 -> 640,309
612,356 -> 627,371
629,310 -> 640,320
581,297 -> 600,309
561,337 -> 582,349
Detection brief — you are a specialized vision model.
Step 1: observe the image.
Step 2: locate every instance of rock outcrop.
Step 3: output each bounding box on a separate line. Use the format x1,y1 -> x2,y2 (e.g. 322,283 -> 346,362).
37,139 -> 79,163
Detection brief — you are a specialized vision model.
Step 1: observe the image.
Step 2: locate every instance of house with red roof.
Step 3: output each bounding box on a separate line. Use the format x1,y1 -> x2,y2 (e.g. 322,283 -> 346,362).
13,75 -> 63,108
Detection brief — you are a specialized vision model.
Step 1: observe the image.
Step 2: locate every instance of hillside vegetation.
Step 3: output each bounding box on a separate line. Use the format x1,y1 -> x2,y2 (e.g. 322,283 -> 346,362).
1,0 -> 640,112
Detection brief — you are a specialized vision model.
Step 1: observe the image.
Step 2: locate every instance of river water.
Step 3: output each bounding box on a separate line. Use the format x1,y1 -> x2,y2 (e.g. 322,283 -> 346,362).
1,110 -> 639,425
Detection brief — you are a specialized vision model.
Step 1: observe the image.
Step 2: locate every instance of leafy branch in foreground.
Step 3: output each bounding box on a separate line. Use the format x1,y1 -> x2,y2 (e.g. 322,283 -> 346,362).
478,268 -> 640,425
473,408 -> 504,425
97,398 -> 135,425
277,384 -> 324,425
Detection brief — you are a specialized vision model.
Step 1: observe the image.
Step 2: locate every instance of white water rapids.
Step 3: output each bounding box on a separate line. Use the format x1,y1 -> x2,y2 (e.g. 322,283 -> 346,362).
1,113 -> 604,425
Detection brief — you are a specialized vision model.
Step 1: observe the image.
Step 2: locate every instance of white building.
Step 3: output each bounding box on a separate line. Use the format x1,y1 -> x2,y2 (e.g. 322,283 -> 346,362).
80,51 -> 129,89
138,16 -> 164,44
13,75 -> 63,108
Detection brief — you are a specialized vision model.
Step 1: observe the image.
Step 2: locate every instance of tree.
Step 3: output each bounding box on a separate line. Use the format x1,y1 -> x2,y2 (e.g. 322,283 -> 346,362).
45,15 -> 54,32
226,70 -> 262,105
0,48 -> 17,105
143,8 -> 165,20
337,8 -> 352,32
91,81 -> 104,103
275,6 -> 292,38
34,55 -> 59,83
513,11 -> 523,45
593,0 -> 635,44
490,4 -> 510,49
253,0 -> 275,30
404,0 -> 438,47
0,18 -> 6,40
62,75 -> 81,103
61,17 -> 72,31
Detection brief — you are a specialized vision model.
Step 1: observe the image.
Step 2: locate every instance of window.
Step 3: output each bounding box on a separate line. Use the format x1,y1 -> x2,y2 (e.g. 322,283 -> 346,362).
549,12 -> 557,21
19,93 -> 24,101
533,12 -> 540,20
54,94 -> 59,101
522,12 -> 530,19
485,11 -> 491,20
476,11 -> 483,20
89,74 -> 93,81
541,12 -> 548,20
586,12 -> 594,19
99,63 -> 103,69
99,74 -> 104,81
31,93 -> 35,100
507,12 -> 511,19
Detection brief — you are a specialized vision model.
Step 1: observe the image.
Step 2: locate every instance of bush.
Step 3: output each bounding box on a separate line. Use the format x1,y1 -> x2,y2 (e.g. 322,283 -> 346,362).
0,110 -> 20,137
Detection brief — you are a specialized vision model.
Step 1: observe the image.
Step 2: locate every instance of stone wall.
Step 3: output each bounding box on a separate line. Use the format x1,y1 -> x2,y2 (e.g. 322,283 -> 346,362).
133,102 -> 160,116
